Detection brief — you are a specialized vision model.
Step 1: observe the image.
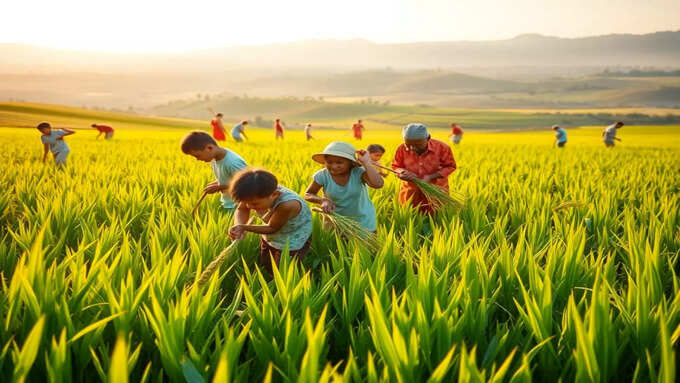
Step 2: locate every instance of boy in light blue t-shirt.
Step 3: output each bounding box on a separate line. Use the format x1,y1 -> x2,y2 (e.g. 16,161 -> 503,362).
304,141 -> 383,232
37,121 -> 75,166
180,130 -> 248,210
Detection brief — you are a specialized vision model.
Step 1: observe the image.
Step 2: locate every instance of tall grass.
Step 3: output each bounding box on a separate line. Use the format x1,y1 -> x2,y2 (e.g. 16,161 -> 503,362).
0,125 -> 678,381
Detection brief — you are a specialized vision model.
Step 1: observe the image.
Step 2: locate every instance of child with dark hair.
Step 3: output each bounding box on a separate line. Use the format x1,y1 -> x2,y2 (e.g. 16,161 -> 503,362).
229,168 -> 312,273
37,122 -> 75,166
180,130 -> 247,210
304,141 -> 383,231
366,144 -> 388,177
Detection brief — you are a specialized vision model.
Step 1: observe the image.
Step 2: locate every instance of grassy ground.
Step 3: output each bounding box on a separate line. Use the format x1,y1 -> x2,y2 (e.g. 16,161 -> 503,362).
0,105 -> 679,381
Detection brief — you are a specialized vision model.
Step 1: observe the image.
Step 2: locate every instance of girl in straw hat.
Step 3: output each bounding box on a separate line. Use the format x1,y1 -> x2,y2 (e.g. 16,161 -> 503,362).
304,141 -> 384,231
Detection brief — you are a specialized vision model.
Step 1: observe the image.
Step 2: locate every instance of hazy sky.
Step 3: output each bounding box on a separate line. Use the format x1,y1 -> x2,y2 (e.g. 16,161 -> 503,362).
2,0 -> 679,52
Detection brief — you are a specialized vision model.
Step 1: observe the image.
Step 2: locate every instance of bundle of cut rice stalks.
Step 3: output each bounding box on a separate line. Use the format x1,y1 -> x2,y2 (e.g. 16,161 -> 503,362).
312,207 -> 381,253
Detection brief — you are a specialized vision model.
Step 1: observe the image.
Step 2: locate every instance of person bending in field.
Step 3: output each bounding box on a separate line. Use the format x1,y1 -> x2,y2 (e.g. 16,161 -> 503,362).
92,123 -> 114,140
553,125 -> 567,148
367,144 -> 388,177
392,123 -> 456,215
210,113 -> 227,141
231,121 -> 249,142
352,119 -> 364,140
229,168 -> 312,274
602,121 -> 623,147
274,119 -> 285,140
180,131 -> 248,211
449,123 -> 464,144
38,121 -> 75,166
305,123 -> 313,141
304,141 -> 383,232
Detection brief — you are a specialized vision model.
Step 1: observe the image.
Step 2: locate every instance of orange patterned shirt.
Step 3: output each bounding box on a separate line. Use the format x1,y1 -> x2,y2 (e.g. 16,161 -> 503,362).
391,139 -> 456,213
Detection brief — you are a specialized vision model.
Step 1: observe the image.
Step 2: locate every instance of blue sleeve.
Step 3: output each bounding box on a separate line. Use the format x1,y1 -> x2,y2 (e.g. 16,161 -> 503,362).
226,153 -> 247,173
313,169 -> 328,186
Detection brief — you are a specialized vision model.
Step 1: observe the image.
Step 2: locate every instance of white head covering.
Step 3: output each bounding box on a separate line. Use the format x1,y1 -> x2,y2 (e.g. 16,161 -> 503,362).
402,123 -> 429,139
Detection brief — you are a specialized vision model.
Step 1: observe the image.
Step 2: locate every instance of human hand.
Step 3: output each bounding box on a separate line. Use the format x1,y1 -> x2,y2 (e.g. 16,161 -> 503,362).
422,173 -> 439,183
321,198 -> 336,214
229,225 -> 246,240
397,169 -> 417,181
355,149 -> 371,165
203,182 -> 222,194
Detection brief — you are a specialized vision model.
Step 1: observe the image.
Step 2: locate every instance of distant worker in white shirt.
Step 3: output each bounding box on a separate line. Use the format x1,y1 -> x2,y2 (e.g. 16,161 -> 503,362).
602,121 -> 624,147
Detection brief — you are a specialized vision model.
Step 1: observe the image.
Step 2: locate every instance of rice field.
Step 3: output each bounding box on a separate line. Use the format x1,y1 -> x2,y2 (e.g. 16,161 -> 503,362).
1,121 -> 679,382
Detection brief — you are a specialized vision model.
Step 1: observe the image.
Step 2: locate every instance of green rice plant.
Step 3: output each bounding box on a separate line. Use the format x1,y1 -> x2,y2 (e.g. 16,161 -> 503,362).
312,208 -> 381,253
0,119 -> 679,382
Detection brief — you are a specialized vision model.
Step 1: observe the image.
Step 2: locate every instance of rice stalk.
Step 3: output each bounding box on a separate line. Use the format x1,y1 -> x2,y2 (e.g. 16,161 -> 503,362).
312,207 -> 380,253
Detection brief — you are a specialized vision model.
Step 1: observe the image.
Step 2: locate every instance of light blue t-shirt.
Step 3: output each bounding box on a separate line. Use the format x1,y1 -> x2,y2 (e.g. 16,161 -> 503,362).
603,124 -> 617,142
313,167 -> 377,231
555,127 -> 567,143
261,186 -> 312,250
41,130 -> 69,154
231,124 -> 244,139
210,150 -> 247,209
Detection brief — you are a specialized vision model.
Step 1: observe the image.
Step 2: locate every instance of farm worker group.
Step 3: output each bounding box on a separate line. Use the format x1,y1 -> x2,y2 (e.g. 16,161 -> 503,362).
175,121 -> 459,273
35,115 -> 626,274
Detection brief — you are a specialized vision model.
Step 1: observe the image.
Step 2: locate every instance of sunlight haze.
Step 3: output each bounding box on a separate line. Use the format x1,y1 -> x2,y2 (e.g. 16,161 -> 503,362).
2,0 -> 679,52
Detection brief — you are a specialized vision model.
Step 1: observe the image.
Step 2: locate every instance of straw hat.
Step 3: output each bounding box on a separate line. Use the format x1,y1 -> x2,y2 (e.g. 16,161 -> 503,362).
312,141 -> 358,164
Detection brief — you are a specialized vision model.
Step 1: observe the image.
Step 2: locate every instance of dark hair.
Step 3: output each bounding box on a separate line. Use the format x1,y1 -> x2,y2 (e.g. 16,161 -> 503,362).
367,144 -> 385,153
180,130 -> 217,153
215,113 -> 223,117
36,121 -> 51,131
616,121 -> 624,126
230,168 -> 278,201
91,123 -> 97,127
242,121 -> 248,125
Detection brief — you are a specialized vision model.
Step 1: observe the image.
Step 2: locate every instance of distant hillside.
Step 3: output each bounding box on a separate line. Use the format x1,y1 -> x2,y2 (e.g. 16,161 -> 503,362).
2,31 -> 679,74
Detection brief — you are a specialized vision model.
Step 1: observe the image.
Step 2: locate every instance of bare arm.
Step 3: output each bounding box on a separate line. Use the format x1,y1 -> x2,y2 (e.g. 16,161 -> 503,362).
305,181 -> 335,213
60,128 -> 75,137
235,200 -> 300,235
357,150 -> 383,188
42,143 -> 49,163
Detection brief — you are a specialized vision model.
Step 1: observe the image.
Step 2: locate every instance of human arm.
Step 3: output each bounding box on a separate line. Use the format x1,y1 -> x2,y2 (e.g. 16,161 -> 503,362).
230,200 -> 300,238
357,150 -> 383,188
428,145 -> 456,181
304,180 -> 335,213
203,180 -> 229,194
42,143 -> 49,163
59,128 -> 75,137
240,127 -> 248,140
228,203 -> 252,239
391,146 -> 418,181
96,131 -> 103,139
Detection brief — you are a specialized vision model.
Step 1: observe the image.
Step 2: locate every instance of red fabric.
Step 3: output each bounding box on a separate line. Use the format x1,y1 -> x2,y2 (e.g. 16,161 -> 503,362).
94,125 -> 113,133
275,122 -> 284,132
451,125 -> 463,135
391,139 -> 456,214
211,119 -> 226,141
352,123 -> 363,138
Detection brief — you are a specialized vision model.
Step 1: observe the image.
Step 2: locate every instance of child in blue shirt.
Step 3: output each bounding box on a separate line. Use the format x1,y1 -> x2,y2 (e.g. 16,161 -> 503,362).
552,125 -> 567,147
180,130 -> 248,210
37,122 -> 75,166
229,168 -> 312,274
304,141 -> 383,232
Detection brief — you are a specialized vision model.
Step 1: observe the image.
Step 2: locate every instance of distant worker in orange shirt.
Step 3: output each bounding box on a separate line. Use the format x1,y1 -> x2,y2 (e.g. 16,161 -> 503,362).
210,113 -> 227,141
274,118 -> 285,140
449,123 -> 463,144
352,119 -> 364,140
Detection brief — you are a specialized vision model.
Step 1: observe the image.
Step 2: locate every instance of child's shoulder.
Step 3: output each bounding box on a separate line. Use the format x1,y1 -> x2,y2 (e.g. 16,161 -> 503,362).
312,167 -> 329,179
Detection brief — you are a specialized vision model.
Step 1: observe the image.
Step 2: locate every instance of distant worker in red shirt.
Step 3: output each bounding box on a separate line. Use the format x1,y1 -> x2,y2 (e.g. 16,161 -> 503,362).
392,123 -> 457,215
91,123 -> 114,140
449,123 -> 463,144
210,113 -> 227,141
352,119 -> 364,140
274,119 -> 285,140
